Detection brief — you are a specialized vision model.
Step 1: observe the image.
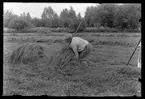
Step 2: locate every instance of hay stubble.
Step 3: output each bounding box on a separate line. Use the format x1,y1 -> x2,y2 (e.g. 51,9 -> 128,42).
4,33 -> 141,96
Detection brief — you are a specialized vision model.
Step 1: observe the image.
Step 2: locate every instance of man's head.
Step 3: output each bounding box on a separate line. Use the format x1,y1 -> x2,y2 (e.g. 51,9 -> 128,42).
64,35 -> 72,44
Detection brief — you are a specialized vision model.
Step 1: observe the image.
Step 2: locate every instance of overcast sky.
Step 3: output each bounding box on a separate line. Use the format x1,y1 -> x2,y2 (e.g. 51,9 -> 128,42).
4,3 -> 99,18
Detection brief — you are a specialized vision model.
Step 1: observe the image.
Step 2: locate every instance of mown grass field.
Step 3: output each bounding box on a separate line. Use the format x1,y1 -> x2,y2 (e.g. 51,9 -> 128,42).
3,32 -> 141,96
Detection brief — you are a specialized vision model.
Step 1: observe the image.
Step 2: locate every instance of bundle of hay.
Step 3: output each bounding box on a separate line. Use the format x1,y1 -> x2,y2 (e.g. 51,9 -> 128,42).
9,43 -> 45,64
53,44 -> 82,75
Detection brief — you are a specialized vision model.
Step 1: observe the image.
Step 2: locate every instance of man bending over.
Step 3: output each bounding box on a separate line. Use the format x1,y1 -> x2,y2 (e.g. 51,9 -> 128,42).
65,36 -> 92,66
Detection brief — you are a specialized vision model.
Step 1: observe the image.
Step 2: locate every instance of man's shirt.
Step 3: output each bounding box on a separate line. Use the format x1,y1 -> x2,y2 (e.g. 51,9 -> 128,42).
70,37 -> 89,52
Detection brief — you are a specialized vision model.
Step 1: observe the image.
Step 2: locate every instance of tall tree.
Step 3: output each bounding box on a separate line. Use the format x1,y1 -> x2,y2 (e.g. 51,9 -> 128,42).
99,4 -> 116,27
77,12 -> 82,19
60,8 -> 69,19
4,10 -> 17,27
51,13 -> 59,28
41,6 -> 56,20
113,4 -> 141,30
69,10 -> 86,32
85,6 -> 97,27
41,6 -> 58,27
26,12 -> 31,21
60,8 -> 70,27
68,6 -> 76,19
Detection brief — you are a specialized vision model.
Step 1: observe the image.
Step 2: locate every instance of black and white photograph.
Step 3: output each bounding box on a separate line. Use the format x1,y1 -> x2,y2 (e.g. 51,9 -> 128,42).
3,3 -> 141,96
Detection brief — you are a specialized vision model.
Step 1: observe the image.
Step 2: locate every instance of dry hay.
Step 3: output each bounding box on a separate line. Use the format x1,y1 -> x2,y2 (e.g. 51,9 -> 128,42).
53,44 -> 84,75
9,43 -> 45,64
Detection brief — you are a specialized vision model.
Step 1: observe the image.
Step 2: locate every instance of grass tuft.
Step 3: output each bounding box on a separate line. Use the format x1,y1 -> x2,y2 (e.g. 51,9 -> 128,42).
9,43 -> 45,64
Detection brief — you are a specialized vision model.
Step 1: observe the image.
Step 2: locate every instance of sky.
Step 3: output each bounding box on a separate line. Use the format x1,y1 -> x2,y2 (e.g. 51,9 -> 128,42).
4,3 -> 99,18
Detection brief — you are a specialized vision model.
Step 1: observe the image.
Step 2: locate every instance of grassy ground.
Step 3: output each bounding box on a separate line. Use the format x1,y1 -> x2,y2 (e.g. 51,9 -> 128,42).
3,32 -> 141,96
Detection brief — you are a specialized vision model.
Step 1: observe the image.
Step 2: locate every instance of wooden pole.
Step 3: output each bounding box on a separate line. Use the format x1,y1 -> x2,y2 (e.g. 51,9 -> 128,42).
72,12 -> 87,37
127,39 -> 141,66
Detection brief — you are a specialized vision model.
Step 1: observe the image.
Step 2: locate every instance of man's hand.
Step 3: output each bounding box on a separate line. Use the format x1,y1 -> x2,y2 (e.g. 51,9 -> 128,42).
72,45 -> 79,60
75,55 -> 79,60
75,55 -> 81,64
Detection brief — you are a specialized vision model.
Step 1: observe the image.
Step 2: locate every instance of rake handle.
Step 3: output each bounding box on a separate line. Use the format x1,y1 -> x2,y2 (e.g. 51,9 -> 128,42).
72,12 -> 88,37
127,38 -> 141,66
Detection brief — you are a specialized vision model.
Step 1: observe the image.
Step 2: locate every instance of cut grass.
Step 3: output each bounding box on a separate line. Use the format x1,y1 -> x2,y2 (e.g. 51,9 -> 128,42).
9,43 -> 46,64
3,32 -> 141,96
52,44 -> 85,76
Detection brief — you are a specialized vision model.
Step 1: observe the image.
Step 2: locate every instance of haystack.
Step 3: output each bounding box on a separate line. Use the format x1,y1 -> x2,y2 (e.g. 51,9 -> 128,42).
53,44 -> 84,75
9,43 -> 45,64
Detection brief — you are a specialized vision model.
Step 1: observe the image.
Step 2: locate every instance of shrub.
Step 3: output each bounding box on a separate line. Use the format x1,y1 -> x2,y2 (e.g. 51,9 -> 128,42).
7,18 -> 32,31
122,28 -> 140,33
19,27 -> 52,33
50,27 -> 69,32
3,28 -> 15,33
85,27 -> 139,33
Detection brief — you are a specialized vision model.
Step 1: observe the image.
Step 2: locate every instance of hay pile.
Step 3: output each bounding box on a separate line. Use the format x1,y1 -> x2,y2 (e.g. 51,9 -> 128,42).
53,44 -> 84,75
9,43 -> 45,64
9,43 -> 87,75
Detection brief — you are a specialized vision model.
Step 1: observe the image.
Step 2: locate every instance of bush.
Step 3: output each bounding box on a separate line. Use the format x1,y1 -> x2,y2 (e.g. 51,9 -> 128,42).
85,27 -> 139,33
85,27 -> 99,32
17,27 -> 52,33
3,28 -> 16,33
50,27 -> 69,32
104,27 -> 120,32
7,18 -> 32,31
122,28 -> 140,33
85,27 -> 119,32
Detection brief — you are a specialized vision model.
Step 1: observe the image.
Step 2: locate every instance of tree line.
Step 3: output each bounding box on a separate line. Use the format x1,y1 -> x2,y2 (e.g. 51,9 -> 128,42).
4,4 -> 141,32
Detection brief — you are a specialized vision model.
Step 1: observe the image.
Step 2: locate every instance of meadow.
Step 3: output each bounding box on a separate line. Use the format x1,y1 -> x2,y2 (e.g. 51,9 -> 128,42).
3,32 -> 141,96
